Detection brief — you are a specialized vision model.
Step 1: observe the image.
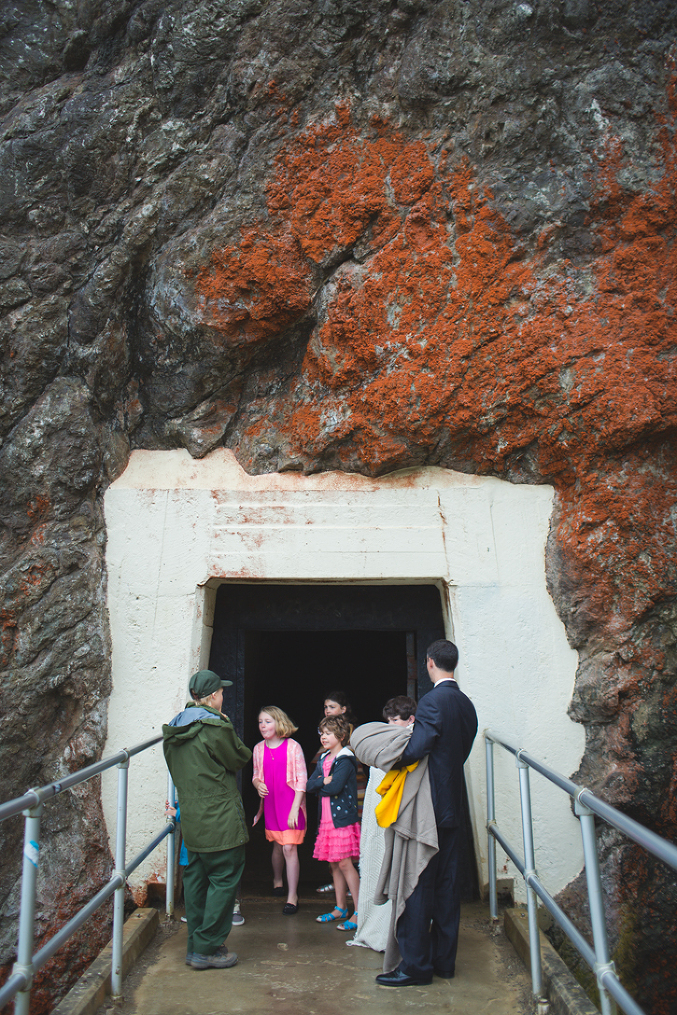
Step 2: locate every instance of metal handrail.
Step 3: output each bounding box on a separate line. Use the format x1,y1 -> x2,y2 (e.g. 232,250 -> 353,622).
494,737 -> 677,870
0,735 -> 176,1014
485,729 -> 677,1015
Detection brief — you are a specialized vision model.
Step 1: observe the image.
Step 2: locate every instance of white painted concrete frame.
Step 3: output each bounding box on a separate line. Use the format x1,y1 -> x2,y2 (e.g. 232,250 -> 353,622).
102,449 -> 584,901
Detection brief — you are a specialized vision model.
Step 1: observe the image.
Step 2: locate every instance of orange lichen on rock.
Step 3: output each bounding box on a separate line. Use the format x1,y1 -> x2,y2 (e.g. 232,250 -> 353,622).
0,608 -> 17,669
253,103 -> 676,500
266,112 -> 404,265
195,99 -> 676,641
26,493 -> 50,521
557,442 -> 677,636
389,141 -> 436,205
194,226 -> 313,343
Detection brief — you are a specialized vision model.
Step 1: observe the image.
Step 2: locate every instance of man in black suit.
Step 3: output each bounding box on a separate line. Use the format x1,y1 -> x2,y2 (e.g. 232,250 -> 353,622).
376,639 -> 478,987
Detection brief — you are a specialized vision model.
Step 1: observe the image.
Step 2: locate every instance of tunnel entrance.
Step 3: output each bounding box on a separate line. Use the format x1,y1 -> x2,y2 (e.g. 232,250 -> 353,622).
104,450 -> 585,908
207,582 -> 476,897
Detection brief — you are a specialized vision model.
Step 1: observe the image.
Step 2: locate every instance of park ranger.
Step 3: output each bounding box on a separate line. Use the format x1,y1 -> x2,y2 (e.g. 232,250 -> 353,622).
163,670 -> 251,970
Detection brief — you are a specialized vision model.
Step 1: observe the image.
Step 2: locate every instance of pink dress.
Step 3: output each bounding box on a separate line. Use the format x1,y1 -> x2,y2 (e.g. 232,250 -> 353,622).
262,739 -> 306,845
313,754 -> 361,862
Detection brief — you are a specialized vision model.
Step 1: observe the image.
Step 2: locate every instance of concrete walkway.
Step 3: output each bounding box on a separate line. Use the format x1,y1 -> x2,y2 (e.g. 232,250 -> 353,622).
103,901 -> 532,1015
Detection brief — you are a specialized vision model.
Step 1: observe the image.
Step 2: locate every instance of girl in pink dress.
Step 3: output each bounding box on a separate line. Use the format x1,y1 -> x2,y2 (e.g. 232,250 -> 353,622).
307,715 -> 361,932
252,706 -> 307,915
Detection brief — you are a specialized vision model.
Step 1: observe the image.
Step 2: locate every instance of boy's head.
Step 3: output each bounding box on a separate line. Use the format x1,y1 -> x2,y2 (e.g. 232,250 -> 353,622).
318,714 -> 351,746
382,695 -> 417,727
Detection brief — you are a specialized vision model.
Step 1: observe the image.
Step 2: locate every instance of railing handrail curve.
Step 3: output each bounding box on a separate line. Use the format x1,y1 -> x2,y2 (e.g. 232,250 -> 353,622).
0,735 -> 163,824
484,728 -> 677,1015
485,729 -> 677,872
0,732 -> 174,1015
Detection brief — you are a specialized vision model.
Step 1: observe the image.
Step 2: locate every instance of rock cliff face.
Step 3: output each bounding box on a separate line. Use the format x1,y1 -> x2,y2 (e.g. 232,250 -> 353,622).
1,0 -> 676,1009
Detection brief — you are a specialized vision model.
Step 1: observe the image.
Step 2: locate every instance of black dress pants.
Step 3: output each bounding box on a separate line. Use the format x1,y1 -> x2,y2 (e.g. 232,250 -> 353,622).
396,826 -> 461,980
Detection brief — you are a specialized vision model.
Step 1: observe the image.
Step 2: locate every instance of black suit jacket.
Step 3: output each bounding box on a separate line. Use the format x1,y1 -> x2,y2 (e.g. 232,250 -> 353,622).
399,679 -> 478,829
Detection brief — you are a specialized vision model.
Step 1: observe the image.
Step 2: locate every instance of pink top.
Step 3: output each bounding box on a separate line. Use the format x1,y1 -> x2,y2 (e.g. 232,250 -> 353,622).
253,738 -> 307,822
320,752 -> 333,823
260,739 -> 307,833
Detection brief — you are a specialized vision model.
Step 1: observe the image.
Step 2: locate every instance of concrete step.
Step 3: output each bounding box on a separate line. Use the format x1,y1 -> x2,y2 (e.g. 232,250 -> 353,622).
95,901 -> 533,1015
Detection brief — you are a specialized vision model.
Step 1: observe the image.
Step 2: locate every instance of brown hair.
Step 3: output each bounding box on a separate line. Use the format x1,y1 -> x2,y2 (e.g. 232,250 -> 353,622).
319,714 -> 351,747
383,695 -> 417,722
259,706 -> 298,738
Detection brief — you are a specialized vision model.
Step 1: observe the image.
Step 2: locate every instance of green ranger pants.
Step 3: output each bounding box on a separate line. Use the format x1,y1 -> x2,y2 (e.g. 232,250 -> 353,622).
183,844 -> 245,956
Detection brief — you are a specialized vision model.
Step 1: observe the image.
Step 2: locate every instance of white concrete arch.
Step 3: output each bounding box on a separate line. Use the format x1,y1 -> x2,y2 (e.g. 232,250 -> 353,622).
101,448 -> 584,901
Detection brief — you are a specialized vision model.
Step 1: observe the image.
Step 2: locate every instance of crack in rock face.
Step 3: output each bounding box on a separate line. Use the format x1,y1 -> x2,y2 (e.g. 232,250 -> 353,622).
1,1 -> 677,1010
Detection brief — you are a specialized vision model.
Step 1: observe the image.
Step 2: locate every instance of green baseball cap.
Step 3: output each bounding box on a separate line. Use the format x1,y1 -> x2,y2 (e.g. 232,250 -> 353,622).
189,670 -> 233,698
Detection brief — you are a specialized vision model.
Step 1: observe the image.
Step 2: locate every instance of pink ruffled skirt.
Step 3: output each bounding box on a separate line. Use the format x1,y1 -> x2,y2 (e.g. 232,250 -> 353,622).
313,817 -> 361,862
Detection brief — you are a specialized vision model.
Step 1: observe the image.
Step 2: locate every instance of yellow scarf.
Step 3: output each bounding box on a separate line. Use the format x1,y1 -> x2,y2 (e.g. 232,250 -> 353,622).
374,763 -> 419,828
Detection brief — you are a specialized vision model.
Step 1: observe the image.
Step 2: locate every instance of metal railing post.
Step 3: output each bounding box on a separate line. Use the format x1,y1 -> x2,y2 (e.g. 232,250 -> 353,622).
516,753 -> 544,1000
111,756 -> 129,999
486,736 -> 498,921
0,734 -> 177,1013
482,730 -> 677,1015
166,774 -> 175,918
575,799 -> 618,1015
13,801 -> 43,1015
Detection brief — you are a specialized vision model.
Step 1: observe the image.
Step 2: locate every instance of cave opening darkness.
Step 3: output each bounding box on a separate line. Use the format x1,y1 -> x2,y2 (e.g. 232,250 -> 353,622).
207,582 -> 478,895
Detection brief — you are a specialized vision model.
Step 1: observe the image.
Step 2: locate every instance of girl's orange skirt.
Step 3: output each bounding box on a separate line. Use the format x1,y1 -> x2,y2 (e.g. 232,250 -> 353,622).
265,828 -> 306,845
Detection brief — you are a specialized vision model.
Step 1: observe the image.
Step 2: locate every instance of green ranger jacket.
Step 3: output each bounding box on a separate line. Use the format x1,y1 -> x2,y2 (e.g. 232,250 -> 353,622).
163,703 -> 252,853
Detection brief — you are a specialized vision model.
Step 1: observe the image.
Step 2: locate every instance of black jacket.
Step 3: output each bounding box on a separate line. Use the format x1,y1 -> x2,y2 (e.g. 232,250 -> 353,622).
399,679 -> 478,829
307,748 -> 359,827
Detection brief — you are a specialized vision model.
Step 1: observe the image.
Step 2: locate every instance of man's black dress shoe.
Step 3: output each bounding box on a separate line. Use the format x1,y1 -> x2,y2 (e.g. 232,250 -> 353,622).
375,969 -> 432,987
434,969 -> 455,979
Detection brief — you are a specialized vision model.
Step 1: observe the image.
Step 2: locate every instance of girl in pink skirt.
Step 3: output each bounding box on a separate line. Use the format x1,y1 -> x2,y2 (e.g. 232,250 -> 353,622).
252,706 -> 307,915
307,715 -> 360,931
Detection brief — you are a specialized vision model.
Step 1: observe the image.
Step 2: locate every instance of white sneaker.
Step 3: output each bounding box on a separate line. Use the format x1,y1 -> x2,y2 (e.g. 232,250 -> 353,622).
231,902 -> 245,926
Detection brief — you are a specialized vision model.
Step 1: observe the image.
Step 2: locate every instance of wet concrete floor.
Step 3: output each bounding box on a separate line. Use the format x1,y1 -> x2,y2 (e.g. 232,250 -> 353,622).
104,899 -> 532,1015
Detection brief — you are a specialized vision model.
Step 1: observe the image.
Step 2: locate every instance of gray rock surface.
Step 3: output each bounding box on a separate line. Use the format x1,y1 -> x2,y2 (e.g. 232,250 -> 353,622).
1,1 -> 676,1009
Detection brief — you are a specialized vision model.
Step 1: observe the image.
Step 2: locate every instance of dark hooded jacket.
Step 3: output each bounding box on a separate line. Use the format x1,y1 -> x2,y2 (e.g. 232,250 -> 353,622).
307,747 -> 359,827
163,703 -> 251,853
